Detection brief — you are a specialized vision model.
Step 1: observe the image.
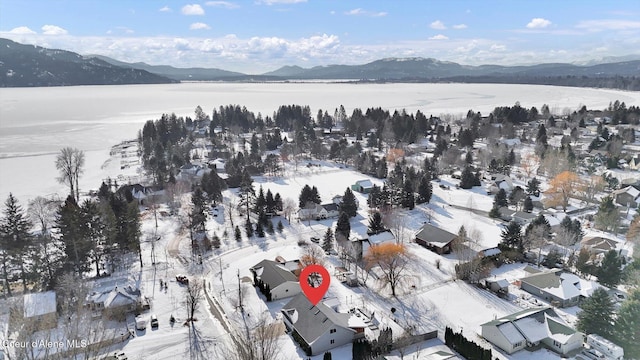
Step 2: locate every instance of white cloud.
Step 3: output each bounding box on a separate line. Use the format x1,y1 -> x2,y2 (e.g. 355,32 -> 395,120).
190,22 -> 211,30
159,6 -> 171,12
526,18 -> 551,29
205,1 -> 239,9
257,0 -> 307,5
429,34 -> 449,40
9,26 -> 36,34
430,20 -> 446,30
41,25 -> 68,35
345,8 -> 387,17
490,44 -> 506,51
576,19 -> 640,31
182,4 -> 205,15
453,24 -> 467,30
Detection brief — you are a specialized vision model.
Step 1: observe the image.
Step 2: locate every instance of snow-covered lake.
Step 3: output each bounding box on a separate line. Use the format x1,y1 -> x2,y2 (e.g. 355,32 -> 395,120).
1,82 -> 639,204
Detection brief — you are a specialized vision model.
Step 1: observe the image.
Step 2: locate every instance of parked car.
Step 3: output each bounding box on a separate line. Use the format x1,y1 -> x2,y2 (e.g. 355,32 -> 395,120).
310,237 -> 320,243
150,314 -> 158,329
176,275 -> 189,285
135,316 -> 147,330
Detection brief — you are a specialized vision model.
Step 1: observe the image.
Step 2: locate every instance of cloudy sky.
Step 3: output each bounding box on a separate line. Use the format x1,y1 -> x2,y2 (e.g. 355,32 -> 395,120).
1,0 -> 639,73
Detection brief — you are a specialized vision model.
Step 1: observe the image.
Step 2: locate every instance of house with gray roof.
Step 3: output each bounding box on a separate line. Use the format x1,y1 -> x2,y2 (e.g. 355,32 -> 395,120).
581,236 -> 618,255
612,186 -> 640,208
351,179 -> 374,193
281,293 -> 366,356
250,259 -> 301,301
481,307 -> 583,355
415,223 -> 457,254
519,268 -> 600,308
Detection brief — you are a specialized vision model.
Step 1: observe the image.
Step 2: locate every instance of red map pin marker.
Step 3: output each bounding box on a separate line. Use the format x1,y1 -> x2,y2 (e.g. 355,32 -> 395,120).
299,264 -> 330,306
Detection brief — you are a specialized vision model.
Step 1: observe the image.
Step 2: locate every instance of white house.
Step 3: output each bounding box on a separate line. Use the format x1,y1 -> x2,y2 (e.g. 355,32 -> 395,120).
481,307 -> 583,355
250,259 -> 301,301
282,294 -> 365,356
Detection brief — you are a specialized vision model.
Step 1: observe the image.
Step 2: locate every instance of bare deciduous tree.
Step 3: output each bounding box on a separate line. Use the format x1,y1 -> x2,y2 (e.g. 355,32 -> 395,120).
364,243 -> 411,296
220,314 -> 283,360
55,147 -> 85,201
185,279 -> 204,321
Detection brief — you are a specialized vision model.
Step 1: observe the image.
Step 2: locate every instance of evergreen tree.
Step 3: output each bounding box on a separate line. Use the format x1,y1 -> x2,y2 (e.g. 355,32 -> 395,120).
322,228 -> 334,254
459,166 -> 476,189
234,225 -> 242,241
401,179 -> 415,210
494,188 -> 508,208
613,290 -> 640,358
575,248 -> 593,276
340,188 -> 358,218
368,211 -> 385,235
265,189 -> 276,215
238,170 -> 255,222
266,221 -> 275,234
595,196 -> 620,232
323,351 -> 332,360
367,184 -> 383,209
255,221 -> 265,238
0,193 -> 34,294
254,186 -> 266,214
523,196 -> 534,212
277,220 -> 284,233
57,195 -> 91,276
489,203 -> 501,219
416,174 -> 433,204
598,250 -> 623,288
245,219 -> 254,238
500,221 -> 522,252
190,186 -> 207,233
576,287 -> 615,337
526,177 -> 541,196
335,212 -> 351,241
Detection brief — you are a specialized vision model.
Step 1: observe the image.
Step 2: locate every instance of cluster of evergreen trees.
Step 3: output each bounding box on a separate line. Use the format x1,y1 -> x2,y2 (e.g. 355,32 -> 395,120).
0,186 -> 141,295
138,113 -> 190,185
352,328 -> 392,360
366,160 -> 433,212
444,326 -> 493,360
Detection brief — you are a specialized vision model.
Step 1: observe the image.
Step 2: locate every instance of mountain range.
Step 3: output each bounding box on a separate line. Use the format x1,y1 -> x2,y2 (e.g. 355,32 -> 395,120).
1,38 -> 638,88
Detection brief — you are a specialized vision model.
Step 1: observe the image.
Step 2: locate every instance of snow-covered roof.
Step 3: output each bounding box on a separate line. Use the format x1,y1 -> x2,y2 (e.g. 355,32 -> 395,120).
24,291 -> 56,318
367,230 -> 395,245
497,322 -> 525,344
521,270 -> 580,301
355,179 -> 374,188
415,223 -> 457,247
250,259 -> 298,288
281,294 -> 354,345
514,317 -> 547,343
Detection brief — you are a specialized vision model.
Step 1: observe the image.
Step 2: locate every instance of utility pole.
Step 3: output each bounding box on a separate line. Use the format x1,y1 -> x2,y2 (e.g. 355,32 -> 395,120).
237,269 -> 243,312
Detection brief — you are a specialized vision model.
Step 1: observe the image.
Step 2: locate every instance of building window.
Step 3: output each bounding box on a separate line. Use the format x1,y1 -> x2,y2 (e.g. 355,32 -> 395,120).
514,341 -> 523,348
330,339 -> 335,344
330,328 -> 336,333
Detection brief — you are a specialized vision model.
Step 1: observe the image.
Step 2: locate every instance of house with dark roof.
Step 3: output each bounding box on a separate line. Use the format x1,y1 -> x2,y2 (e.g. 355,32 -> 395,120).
481,307 -> 583,355
612,186 -> 640,208
519,268 -> 600,308
281,294 -> 366,356
414,223 -> 458,254
581,236 -> 618,255
250,259 -> 301,301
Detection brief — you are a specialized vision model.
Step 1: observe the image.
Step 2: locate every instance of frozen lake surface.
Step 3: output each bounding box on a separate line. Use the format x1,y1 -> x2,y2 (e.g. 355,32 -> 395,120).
1,82 -> 639,203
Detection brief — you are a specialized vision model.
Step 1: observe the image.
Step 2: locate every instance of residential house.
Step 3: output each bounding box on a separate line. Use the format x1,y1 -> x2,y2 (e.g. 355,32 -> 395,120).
581,236 -> 618,255
23,291 -> 57,330
519,268 -> 600,308
348,230 -> 397,260
320,203 -> 340,219
351,179 -> 374,194
86,285 -> 141,319
250,259 -> 301,301
487,174 -> 514,194
415,223 -> 458,254
612,186 -> 640,208
281,294 -> 365,356
481,307 -> 583,355
332,195 -> 359,209
512,211 -> 537,226
627,155 -> 640,170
